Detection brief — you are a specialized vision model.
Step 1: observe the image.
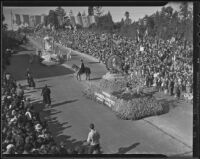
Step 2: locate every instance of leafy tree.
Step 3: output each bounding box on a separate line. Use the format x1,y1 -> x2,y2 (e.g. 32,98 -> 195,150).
55,6 -> 66,17
88,6 -> 94,16
179,2 -> 189,20
47,10 -> 58,29
96,11 -> 114,31
94,6 -> 104,17
77,12 -> 81,16
3,23 -> 8,31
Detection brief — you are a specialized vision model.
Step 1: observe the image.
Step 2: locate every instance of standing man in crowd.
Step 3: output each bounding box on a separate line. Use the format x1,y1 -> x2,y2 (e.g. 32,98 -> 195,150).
16,84 -> 24,100
41,85 -> 51,108
86,123 -> 101,154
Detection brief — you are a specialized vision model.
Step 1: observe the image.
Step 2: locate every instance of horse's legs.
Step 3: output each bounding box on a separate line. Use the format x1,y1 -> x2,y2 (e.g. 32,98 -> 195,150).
76,73 -> 79,80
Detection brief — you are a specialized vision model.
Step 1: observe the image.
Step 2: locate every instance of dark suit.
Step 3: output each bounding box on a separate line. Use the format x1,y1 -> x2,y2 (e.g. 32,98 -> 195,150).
41,87 -> 51,105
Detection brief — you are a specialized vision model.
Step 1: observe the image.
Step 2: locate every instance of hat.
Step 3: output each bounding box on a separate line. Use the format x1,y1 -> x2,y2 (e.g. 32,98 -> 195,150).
35,124 -> 42,130
7,144 -> 15,150
89,123 -> 94,129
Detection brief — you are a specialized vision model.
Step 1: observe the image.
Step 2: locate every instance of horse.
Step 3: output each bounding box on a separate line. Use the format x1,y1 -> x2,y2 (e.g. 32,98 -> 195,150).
72,64 -> 91,81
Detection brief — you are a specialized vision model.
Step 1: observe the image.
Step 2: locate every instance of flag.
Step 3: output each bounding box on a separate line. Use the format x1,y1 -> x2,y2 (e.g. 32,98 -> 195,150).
43,15 -> 48,26
82,15 -> 89,28
15,14 -> 21,25
87,16 -> 91,26
29,15 -> 35,27
23,15 -> 30,25
88,15 -> 95,25
70,16 -> 76,26
41,15 -> 45,24
20,15 -> 24,24
75,16 -> 83,26
35,15 -> 41,26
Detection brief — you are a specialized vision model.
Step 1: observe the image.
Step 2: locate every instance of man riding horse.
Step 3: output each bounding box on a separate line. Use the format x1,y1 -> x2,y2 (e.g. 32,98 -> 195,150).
79,59 -> 85,74
77,59 -> 91,80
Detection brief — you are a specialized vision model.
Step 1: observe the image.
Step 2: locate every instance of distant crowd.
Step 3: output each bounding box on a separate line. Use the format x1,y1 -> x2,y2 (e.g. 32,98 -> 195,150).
32,28 -> 193,101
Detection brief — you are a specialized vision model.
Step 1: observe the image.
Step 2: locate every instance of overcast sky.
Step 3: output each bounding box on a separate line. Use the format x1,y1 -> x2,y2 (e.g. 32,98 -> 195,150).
3,2 -> 193,30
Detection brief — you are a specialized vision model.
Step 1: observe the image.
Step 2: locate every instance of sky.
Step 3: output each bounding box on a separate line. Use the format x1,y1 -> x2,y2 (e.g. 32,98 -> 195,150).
3,2 -> 193,30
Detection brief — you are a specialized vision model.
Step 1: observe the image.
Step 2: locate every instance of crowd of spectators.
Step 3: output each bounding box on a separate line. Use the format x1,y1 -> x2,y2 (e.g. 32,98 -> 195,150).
32,27 -> 193,101
1,72 -> 92,155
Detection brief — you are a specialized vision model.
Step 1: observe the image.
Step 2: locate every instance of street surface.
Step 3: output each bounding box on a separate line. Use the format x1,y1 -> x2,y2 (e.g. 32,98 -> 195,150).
5,39 -> 193,156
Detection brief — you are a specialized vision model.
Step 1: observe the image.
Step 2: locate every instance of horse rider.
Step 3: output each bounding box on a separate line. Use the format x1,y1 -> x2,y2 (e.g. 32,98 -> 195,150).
79,59 -> 85,73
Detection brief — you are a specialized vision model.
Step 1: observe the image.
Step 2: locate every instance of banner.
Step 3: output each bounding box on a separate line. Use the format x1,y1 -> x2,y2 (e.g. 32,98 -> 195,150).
29,15 -> 35,27
75,16 -> 83,26
35,15 -> 41,26
70,16 -> 76,26
88,15 -> 95,25
20,15 -> 24,24
82,15 -> 89,28
15,14 -> 21,25
23,15 -> 30,25
41,15 -> 47,24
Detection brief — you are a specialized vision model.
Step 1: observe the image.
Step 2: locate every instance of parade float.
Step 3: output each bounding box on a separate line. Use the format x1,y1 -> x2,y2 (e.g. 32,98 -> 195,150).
38,36 -> 61,66
83,55 -> 168,120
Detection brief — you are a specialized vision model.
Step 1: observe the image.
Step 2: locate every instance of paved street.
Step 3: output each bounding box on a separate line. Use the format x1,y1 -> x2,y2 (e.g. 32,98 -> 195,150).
5,40 -> 192,156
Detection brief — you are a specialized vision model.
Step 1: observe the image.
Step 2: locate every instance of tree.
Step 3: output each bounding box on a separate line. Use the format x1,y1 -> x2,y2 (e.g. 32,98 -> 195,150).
55,6 -> 66,28
179,2 -> 189,20
47,10 -> 58,29
96,11 -> 114,31
88,6 -> 94,16
55,6 -> 66,17
3,24 -> 8,31
77,12 -> 81,16
124,11 -> 132,25
94,6 -> 104,17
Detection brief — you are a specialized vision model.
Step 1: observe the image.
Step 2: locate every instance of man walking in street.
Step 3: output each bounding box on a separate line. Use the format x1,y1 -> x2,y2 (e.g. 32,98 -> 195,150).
41,85 -> 51,108
86,123 -> 101,154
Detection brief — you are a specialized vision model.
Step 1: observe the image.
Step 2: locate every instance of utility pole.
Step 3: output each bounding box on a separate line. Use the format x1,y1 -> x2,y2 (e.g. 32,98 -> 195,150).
11,10 -> 14,31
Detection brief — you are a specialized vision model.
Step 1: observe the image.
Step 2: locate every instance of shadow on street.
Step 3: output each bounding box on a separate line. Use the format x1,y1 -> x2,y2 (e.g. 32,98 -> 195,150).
32,100 -> 87,152
116,142 -> 140,154
51,99 -> 79,107
6,54 -> 74,81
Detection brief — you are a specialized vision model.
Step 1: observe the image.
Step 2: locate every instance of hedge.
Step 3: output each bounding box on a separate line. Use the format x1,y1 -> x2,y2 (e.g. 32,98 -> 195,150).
83,81 -> 169,120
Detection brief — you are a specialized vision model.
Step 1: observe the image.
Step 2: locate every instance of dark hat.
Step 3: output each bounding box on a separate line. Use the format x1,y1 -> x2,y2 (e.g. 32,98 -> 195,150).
89,123 -> 94,129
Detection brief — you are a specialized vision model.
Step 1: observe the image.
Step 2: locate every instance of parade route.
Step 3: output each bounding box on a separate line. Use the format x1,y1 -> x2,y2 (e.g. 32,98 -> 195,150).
5,40 -> 192,156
